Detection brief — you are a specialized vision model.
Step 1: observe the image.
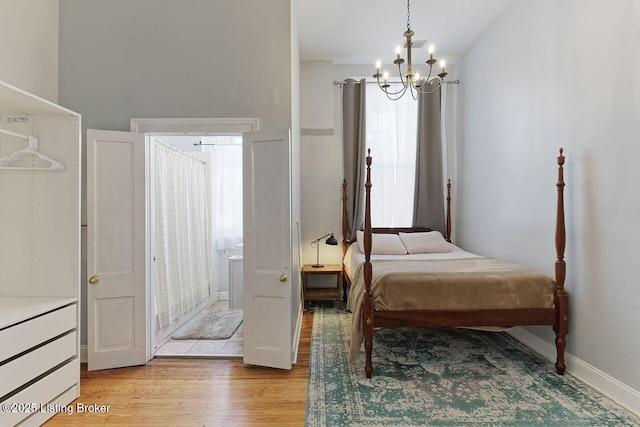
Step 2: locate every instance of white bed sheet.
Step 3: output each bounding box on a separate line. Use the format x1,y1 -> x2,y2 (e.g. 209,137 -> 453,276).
343,241 -> 483,281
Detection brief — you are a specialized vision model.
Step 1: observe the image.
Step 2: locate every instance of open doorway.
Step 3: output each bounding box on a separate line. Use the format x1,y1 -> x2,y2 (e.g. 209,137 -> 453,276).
126,117 -> 258,361
88,119 -> 299,371
148,134 -> 244,358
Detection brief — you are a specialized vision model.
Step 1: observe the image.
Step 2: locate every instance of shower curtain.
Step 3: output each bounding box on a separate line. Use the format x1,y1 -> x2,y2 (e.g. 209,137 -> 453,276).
153,142 -> 212,328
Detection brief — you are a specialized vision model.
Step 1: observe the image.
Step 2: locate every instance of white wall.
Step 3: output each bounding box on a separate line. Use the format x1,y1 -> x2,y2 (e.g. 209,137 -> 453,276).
300,62 -> 375,271
456,0 -> 640,395
59,0 -> 292,133
0,0 -> 59,101
301,61 -> 334,129
300,61 -> 341,269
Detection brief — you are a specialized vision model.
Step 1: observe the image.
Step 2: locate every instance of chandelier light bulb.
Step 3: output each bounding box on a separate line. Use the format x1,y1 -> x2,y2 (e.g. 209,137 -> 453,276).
375,60 -> 381,70
414,73 -> 420,82
383,71 -> 389,80
395,45 -> 402,58
440,59 -> 446,69
428,44 -> 435,55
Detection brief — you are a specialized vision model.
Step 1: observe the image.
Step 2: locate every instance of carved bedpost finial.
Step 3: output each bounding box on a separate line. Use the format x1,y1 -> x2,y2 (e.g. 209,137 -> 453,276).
558,148 -> 565,167
557,148 -> 565,191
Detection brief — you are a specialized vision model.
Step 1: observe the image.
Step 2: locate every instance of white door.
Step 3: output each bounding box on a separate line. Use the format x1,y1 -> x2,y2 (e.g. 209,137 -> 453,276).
87,129 -> 147,371
242,129 -> 292,369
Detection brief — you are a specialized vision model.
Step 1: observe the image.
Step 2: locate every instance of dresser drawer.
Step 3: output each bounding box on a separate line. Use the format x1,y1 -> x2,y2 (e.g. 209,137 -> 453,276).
0,332 -> 77,398
0,359 -> 79,426
0,304 -> 76,363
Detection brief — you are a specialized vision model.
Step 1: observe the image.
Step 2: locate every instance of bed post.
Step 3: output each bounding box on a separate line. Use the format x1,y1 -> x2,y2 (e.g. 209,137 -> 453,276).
342,180 -> 348,256
363,149 -> 374,378
554,148 -> 568,375
446,179 -> 452,242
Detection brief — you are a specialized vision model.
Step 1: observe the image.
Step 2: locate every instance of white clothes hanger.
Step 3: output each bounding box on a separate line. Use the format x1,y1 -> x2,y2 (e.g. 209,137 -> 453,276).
0,129 -> 64,171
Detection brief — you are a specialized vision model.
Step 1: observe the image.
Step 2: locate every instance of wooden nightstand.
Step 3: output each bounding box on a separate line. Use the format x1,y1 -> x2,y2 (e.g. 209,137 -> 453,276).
302,264 -> 342,307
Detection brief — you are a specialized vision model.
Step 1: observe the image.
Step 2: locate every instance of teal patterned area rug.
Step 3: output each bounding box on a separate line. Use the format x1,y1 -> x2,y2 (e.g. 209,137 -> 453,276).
306,303 -> 640,427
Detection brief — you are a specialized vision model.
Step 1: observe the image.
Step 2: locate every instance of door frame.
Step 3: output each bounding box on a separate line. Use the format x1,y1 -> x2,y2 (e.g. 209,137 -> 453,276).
130,117 -> 259,361
130,118 -> 259,134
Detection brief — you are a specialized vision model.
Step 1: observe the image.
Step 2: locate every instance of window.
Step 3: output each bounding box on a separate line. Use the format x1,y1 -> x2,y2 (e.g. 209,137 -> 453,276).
200,135 -> 243,249
366,82 -> 418,227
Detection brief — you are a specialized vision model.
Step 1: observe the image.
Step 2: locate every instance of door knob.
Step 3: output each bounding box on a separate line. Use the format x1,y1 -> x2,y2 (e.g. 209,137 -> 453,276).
279,274 -> 288,282
89,275 -> 100,285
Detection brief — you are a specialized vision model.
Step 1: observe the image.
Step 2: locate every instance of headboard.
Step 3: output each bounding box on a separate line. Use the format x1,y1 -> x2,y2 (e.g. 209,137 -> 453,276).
341,175 -> 452,255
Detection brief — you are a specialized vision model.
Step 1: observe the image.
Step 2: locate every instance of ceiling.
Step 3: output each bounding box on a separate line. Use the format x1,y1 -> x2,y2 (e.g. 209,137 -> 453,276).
297,0 -> 512,65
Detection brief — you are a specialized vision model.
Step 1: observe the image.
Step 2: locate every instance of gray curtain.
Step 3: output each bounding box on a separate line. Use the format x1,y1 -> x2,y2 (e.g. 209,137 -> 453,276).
413,82 -> 445,234
342,78 -> 366,241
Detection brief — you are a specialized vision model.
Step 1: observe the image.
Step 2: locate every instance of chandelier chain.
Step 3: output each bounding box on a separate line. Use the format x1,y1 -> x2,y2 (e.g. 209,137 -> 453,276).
407,0 -> 411,30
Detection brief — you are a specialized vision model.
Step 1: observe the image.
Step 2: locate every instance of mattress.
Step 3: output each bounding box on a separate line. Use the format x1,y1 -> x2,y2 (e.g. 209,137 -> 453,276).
344,244 -> 556,363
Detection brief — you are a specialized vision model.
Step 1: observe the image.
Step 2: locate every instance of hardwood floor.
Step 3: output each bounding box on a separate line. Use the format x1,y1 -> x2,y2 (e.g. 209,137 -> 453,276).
45,311 -> 313,426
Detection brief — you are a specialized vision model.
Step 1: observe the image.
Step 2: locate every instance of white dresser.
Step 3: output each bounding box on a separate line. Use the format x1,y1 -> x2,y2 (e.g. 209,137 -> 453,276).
0,297 -> 79,426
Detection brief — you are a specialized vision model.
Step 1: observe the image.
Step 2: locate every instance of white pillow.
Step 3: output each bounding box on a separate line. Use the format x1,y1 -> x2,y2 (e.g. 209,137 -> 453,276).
399,231 -> 453,254
356,231 -> 408,255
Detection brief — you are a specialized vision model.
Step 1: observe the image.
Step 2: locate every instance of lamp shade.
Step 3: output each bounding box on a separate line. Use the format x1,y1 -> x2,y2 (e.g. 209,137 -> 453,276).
325,234 -> 338,245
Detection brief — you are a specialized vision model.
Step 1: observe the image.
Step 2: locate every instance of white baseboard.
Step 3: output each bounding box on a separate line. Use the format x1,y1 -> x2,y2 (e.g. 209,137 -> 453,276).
508,327 -> 640,417
291,303 -> 304,364
80,344 -> 87,364
218,291 -> 229,301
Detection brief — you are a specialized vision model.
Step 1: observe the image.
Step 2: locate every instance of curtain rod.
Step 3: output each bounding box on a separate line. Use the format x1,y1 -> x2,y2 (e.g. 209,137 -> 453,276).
193,141 -> 241,147
333,79 -> 460,86
152,138 -> 207,165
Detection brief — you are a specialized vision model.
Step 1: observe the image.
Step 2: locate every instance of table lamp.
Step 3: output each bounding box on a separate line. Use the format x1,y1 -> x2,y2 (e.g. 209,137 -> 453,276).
310,230 -> 338,268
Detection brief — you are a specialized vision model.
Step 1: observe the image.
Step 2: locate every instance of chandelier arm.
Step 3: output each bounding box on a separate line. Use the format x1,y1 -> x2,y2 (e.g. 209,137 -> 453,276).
383,86 -> 407,99
425,63 -> 434,83
376,77 -> 407,96
397,63 -> 408,87
415,79 -> 443,95
408,82 -> 418,101
385,85 -> 409,101
385,86 -> 408,96
377,82 -> 404,96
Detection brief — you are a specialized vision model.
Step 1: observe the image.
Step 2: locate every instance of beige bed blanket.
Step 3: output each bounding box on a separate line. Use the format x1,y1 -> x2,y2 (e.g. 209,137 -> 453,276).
346,258 -> 556,363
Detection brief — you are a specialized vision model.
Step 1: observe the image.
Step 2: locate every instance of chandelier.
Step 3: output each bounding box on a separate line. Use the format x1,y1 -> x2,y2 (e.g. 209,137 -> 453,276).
374,0 -> 448,100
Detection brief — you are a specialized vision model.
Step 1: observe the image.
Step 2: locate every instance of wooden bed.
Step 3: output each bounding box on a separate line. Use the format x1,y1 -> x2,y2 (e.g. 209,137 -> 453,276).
342,149 -> 568,378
